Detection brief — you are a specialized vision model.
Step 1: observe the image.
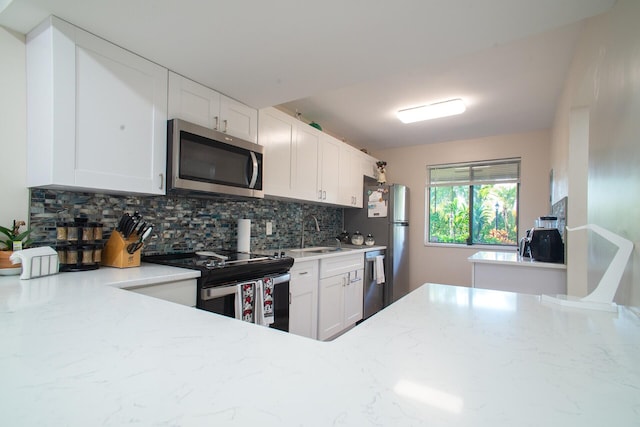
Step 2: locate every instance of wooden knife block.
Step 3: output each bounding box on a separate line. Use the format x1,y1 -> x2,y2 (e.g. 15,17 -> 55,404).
102,231 -> 141,268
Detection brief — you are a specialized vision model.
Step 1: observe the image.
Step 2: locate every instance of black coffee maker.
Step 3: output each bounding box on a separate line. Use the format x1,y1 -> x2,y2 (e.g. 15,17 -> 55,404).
527,216 -> 565,263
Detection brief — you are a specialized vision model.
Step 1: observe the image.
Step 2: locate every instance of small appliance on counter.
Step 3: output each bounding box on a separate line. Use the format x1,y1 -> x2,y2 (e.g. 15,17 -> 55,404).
525,216 -> 565,263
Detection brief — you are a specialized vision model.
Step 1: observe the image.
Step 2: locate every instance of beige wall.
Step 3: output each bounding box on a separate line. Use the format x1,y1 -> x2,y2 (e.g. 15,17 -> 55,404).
373,130 -> 551,289
550,0 -> 640,307
0,27 -> 29,229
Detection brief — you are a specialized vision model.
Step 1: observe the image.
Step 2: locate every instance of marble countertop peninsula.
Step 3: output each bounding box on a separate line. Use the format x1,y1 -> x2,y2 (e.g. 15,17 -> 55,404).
1,265 -> 639,426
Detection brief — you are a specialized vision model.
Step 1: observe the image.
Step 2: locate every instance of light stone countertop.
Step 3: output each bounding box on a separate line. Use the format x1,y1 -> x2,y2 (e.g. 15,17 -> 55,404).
280,244 -> 387,261
468,250 -> 567,269
1,264 -> 639,426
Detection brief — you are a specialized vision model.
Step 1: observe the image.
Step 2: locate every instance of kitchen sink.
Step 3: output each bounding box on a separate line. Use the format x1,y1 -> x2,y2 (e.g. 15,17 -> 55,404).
289,246 -> 348,254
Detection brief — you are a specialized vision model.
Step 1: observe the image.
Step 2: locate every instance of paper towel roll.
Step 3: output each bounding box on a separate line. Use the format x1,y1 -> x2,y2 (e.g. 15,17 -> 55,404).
237,219 -> 251,253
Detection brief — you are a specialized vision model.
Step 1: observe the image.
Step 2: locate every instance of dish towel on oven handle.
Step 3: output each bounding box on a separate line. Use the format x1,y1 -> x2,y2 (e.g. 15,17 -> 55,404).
256,278 -> 275,326
239,282 -> 256,323
375,255 -> 386,285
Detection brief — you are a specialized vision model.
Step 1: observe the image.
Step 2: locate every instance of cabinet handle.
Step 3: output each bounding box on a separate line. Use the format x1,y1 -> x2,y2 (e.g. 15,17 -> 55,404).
298,271 -> 309,275
223,119 -> 228,133
214,116 -> 219,130
318,190 -> 323,200
323,190 -> 327,200
159,173 -> 164,190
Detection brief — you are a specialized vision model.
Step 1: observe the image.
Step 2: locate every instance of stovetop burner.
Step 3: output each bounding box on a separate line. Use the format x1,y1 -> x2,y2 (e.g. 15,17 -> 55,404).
142,249 -> 294,287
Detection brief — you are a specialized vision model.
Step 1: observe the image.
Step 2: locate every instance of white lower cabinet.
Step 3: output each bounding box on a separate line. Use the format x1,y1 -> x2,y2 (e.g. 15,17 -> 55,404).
317,253 -> 364,341
125,279 -> 197,307
288,260 -> 319,339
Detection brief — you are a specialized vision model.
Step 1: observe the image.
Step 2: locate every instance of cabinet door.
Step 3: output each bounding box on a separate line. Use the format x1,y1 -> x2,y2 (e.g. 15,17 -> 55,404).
292,125 -> 320,201
27,17 -> 167,195
318,274 -> 346,341
258,108 -> 295,197
289,260 -> 319,339
318,134 -> 341,204
74,31 -> 168,194
338,144 -> 361,207
220,95 -> 258,143
360,151 -> 379,179
168,71 -> 220,129
344,269 -> 364,325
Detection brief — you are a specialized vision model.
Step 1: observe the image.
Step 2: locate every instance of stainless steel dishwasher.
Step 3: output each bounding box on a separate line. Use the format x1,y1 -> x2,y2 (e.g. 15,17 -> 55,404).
363,249 -> 386,319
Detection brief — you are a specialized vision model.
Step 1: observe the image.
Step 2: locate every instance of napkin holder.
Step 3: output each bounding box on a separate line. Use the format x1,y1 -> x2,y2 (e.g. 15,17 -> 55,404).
10,246 -> 59,280
102,231 -> 141,268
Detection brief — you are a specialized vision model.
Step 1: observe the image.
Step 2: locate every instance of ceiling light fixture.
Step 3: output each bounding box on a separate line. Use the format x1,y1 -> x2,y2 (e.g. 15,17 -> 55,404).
397,98 -> 466,124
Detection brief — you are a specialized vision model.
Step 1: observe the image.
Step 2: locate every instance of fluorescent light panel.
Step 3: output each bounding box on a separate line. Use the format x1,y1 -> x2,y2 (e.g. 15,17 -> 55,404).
397,98 -> 466,123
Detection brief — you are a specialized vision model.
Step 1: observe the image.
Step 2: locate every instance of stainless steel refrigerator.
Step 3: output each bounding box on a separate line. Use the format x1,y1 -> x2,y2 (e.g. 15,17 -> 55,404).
344,177 -> 410,307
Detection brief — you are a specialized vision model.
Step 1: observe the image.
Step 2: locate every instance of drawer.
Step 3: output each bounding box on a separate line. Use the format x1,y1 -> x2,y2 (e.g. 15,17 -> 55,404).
319,253 -> 364,278
291,259 -> 319,278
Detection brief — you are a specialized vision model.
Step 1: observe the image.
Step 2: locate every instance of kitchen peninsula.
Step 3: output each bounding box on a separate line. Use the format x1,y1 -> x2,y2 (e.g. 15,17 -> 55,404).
469,250 -> 567,295
1,266 -> 639,426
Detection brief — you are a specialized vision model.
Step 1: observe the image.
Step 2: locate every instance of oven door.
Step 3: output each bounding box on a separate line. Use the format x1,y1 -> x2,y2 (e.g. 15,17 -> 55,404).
199,281 -> 258,323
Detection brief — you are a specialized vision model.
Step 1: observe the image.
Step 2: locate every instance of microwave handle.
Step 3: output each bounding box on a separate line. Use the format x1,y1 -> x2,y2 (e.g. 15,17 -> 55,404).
248,151 -> 259,189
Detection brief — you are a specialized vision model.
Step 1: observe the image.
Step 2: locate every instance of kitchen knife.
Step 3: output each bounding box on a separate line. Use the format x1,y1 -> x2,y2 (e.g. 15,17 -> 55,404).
127,226 -> 152,254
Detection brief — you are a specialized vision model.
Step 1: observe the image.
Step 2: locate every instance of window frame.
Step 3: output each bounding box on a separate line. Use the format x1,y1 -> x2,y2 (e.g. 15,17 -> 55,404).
425,158 -> 521,248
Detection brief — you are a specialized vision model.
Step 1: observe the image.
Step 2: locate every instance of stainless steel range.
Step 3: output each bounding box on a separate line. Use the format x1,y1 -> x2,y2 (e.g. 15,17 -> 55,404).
143,250 -> 294,331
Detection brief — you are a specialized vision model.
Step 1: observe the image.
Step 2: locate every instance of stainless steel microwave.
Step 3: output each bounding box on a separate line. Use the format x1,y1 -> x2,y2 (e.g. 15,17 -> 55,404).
167,119 -> 263,198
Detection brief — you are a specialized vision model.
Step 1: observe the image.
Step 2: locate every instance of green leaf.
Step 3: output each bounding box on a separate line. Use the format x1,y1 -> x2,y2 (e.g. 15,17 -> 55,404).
0,226 -> 13,239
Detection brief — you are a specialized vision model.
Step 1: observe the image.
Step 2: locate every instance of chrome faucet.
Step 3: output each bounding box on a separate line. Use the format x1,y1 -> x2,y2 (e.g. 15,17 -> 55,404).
301,214 -> 320,248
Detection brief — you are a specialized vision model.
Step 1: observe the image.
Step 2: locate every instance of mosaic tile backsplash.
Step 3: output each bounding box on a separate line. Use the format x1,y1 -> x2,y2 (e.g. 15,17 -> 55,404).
29,189 -> 344,255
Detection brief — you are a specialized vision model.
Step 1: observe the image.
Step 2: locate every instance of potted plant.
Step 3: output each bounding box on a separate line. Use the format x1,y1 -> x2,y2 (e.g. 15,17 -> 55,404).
0,220 -> 32,270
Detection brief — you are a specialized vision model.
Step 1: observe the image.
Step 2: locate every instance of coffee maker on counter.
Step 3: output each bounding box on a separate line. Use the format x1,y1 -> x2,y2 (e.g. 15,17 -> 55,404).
519,216 -> 565,263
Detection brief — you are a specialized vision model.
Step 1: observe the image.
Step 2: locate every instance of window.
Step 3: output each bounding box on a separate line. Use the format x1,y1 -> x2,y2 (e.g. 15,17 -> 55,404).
426,159 -> 520,246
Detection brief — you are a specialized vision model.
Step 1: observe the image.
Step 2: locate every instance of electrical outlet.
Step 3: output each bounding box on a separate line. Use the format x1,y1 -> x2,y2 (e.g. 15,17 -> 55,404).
266,221 -> 273,236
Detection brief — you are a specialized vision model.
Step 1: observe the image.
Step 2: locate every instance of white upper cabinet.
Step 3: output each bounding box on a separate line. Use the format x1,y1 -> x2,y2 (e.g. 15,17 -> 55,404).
26,16 -> 168,195
317,134 -> 341,204
291,124 -> 320,201
168,71 -> 257,143
258,108 -> 295,197
339,144 -> 363,207
258,107 -> 378,207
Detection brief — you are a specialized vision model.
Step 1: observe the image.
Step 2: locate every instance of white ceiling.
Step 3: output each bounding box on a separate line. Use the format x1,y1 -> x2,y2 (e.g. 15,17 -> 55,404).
0,0 -> 615,150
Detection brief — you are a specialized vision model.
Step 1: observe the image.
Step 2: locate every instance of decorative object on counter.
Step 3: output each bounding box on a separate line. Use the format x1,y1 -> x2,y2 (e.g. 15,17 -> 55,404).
0,220 -> 33,275
376,160 -> 387,184
9,246 -> 59,280
56,217 -> 104,272
365,234 -> 375,246
541,224 -> 634,312
351,231 -> 364,245
338,230 -> 350,244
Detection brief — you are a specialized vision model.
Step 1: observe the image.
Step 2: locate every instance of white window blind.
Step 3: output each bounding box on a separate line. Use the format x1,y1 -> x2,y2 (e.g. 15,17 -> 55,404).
428,159 -> 520,187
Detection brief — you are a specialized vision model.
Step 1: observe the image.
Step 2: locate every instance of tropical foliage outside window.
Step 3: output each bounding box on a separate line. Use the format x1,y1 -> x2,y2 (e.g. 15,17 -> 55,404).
426,159 -> 520,246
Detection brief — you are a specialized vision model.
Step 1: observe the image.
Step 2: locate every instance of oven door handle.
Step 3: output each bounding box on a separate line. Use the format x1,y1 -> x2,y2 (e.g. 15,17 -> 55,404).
271,273 -> 290,285
201,284 -> 240,301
